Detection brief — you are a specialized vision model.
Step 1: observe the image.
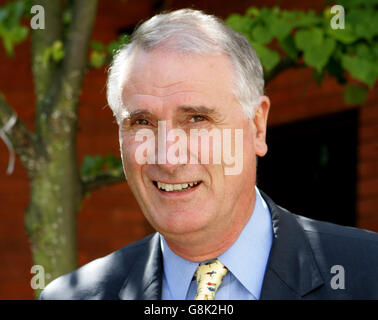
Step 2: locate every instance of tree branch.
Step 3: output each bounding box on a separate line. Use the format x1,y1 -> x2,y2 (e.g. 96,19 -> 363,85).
31,0 -> 64,111
0,93 -> 37,172
30,0 -> 66,150
82,171 -> 126,194
55,0 -> 98,114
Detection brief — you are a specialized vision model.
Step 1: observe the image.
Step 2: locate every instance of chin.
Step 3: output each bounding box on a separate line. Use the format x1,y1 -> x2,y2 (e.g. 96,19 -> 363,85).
146,207 -> 215,236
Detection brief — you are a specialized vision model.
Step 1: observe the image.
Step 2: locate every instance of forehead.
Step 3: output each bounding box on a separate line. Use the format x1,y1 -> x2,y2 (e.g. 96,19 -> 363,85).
120,48 -> 238,114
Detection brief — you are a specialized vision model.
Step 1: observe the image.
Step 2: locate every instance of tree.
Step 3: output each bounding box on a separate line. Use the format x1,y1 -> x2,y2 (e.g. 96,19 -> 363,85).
0,0 -> 376,298
0,0 -> 101,298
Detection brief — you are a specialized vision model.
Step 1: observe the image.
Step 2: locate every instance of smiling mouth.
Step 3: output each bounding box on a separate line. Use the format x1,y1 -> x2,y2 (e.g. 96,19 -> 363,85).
152,180 -> 202,192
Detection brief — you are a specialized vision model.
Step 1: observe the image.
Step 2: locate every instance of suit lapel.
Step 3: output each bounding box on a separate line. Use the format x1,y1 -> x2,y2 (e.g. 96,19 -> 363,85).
260,192 -> 324,299
118,233 -> 163,300
118,192 -> 325,300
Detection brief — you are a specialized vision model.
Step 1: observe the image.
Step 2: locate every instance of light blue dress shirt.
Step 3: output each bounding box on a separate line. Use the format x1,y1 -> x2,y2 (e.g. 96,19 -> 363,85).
160,186 -> 273,300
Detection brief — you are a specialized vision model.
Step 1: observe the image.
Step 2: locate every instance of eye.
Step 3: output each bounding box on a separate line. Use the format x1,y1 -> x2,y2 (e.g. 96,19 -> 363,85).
189,115 -> 206,123
135,119 -> 150,126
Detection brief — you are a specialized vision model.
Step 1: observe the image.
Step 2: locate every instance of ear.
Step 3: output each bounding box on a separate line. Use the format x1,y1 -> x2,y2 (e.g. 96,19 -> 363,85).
253,96 -> 270,157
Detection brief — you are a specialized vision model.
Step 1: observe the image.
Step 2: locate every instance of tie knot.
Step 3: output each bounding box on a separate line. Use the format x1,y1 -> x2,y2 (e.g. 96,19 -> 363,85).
194,259 -> 228,300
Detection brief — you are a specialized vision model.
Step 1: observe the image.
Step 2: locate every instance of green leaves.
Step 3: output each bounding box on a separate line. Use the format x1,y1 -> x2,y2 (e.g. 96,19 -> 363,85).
226,4 -> 377,105
226,7 -> 334,74
81,153 -> 123,179
343,85 -> 368,105
107,34 -> 130,55
226,14 -> 254,41
42,41 -> 65,66
294,28 -> 336,73
268,16 -> 292,41
227,8 -> 293,72
251,24 -> 272,45
89,50 -> 106,69
252,43 -> 280,72
341,55 -> 377,87
0,0 -> 28,56
89,34 -> 130,69
326,23 -> 357,44
279,35 -> 298,60
348,8 -> 378,42
340,41 -> 378,88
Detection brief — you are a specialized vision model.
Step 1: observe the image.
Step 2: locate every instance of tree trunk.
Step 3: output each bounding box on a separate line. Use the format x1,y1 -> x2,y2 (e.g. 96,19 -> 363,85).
25,122 -> 82,298
23,0 -> 97,298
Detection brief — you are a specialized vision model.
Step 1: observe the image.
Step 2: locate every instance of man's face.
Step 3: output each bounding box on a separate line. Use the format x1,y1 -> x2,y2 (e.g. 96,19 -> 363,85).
119,48 -> 269,249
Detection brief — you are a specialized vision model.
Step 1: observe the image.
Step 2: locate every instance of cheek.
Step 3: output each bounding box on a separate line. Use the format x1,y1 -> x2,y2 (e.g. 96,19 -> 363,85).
120,133 -> 142,173
243,133 -> 257,172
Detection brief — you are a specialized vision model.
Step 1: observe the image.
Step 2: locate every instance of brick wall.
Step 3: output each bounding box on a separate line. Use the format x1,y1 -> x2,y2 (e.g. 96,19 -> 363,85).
0,0 -> 376,299
267,67 -> 378,232
358,100 -> 378,230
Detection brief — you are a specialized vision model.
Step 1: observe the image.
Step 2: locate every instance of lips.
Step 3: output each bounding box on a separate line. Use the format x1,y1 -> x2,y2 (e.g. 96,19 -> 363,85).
153,180 -> 202,192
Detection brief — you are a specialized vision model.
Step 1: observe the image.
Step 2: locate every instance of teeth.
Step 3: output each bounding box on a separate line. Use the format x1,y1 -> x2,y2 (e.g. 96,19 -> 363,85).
173,184 -> 181,191
156,181 -> 201,192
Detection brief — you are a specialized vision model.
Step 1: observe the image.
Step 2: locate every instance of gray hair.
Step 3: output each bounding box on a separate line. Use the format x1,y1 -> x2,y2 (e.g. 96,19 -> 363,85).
107,9 -> 264,124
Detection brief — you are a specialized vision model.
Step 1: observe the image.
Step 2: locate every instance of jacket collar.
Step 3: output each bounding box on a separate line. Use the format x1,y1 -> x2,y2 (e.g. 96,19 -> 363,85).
118,233 -> 163,300
260,191 -> 324,299
118,191 -> 324,300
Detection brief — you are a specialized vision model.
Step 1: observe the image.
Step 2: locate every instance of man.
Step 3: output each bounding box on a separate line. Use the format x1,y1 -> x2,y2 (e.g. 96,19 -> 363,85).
40,9 -> 378,300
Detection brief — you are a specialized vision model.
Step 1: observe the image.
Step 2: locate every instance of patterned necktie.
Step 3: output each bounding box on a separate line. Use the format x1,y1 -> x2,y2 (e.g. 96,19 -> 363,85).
194,259 -> 228,300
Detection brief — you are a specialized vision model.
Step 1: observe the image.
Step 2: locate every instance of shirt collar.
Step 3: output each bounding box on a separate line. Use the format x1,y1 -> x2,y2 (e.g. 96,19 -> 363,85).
218,186 -> 273,299
160,236 -> 198,299
160,186 -> 272,300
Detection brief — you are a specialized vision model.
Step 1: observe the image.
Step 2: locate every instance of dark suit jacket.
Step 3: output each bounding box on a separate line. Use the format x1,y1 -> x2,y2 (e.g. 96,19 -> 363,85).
40,192 -> 378,299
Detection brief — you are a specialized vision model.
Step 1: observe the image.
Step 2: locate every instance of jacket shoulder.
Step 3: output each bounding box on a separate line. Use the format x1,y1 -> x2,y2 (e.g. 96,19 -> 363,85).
295,212 -> 378,244
293,212 -> 378,298
294,211 -> 378,262
39,234 -> 156,300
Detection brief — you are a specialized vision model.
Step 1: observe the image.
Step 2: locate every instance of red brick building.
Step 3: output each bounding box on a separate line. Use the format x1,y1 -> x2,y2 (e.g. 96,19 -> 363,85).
0,0 -> 377,299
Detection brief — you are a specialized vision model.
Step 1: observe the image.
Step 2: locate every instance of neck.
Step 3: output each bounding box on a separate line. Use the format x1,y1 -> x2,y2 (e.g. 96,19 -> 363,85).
163,191 -> 256,262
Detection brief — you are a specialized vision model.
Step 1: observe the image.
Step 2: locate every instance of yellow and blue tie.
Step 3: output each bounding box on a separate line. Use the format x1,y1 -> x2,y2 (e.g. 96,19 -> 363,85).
194,259 -> 228,300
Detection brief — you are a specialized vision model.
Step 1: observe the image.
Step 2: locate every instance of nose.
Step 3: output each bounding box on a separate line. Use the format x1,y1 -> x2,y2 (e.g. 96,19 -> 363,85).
156,120 -> 187,174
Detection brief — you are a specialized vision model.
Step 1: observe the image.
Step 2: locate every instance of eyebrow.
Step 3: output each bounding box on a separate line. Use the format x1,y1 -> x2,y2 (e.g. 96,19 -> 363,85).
124,105 -> 222,123
128,109 -> 155,119
177,105 -> 219,116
